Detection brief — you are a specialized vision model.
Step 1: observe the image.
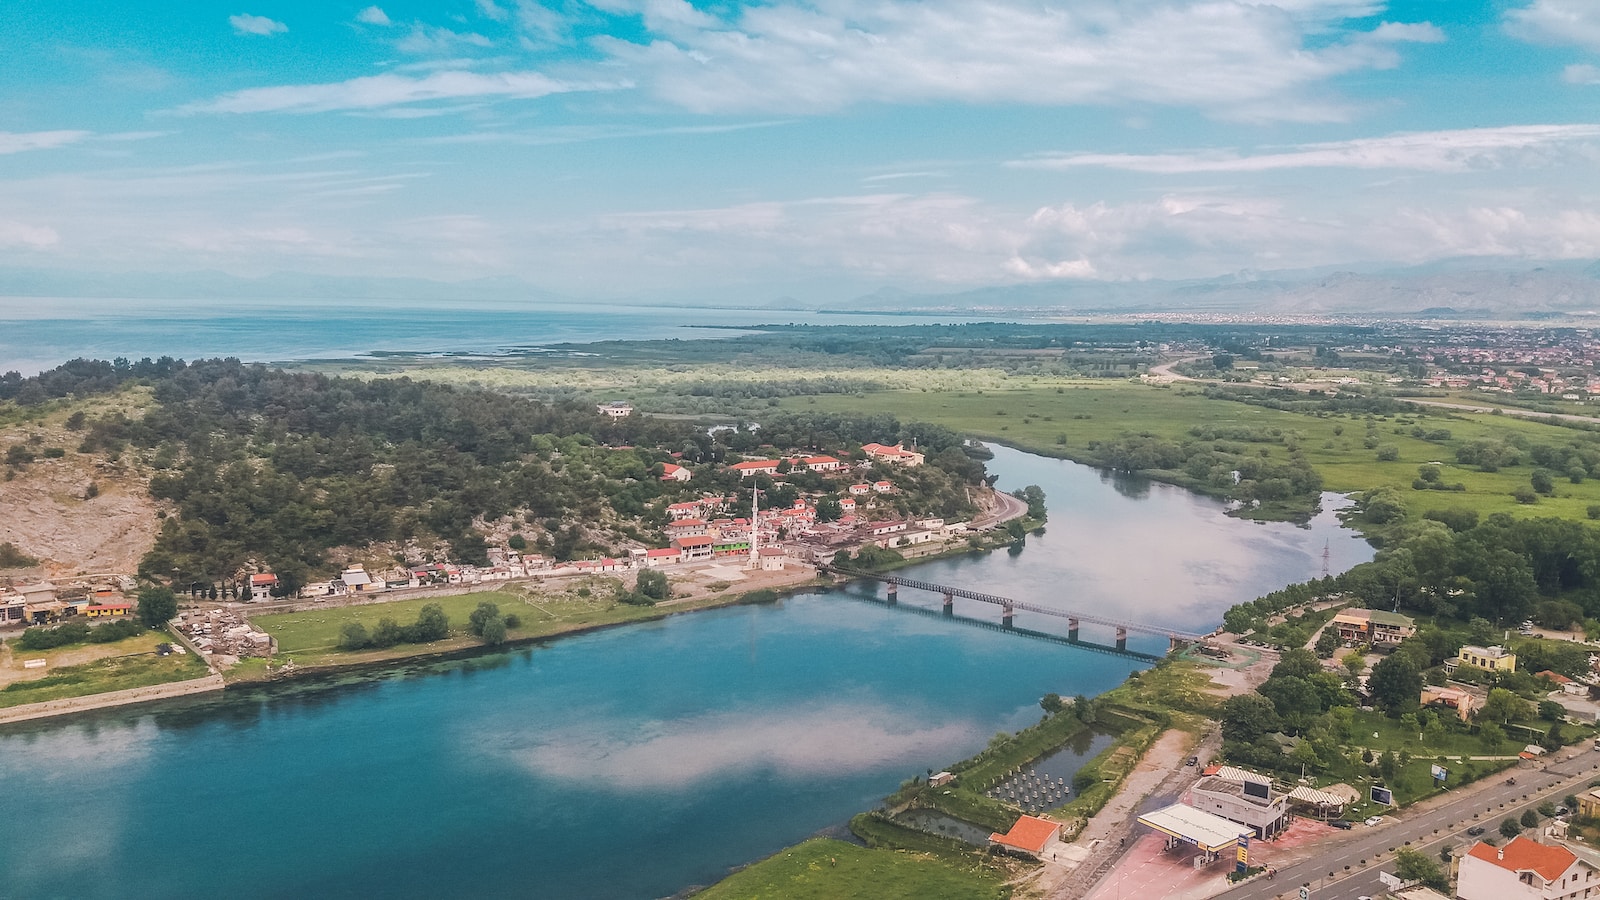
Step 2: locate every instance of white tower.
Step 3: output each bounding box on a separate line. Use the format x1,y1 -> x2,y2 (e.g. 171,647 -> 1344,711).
748,485 -> 760,568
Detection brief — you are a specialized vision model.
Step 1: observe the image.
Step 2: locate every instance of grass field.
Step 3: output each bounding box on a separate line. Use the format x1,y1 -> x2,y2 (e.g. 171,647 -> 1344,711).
690,838 -> 1011,900
0,647 -> 210,708
780,380 -> 1600,523
247,580 -> 792,670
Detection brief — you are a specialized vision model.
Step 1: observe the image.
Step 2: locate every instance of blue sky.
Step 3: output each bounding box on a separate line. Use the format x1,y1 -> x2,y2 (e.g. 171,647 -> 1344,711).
1,0 -> 1597,302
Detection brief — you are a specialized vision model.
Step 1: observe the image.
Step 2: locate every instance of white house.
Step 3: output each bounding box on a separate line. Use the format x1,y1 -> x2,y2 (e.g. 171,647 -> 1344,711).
597,401 -> 633,418
1458,837 -> 1599,900
800,455 -> 842,472
659,462 -> 692,482
729,460 -> 780,477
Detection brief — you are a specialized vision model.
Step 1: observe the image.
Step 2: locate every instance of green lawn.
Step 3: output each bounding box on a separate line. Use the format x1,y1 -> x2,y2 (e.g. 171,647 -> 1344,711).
781,381 -> 1600,524
247,582 -> 794,670
692,838 -> 1011,900
0,649 -> 210,708
253,590 -> 528,653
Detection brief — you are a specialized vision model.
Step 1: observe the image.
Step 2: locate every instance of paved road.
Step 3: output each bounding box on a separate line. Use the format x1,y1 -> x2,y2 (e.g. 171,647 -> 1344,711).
1219,752 -> 1600,900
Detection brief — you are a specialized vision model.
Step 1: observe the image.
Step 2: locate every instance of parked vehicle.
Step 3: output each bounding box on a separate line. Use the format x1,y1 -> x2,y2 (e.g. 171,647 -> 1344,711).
1329,820 -> 1352,829
1467,826 -> 1486,836
1364,816 -> 1384,827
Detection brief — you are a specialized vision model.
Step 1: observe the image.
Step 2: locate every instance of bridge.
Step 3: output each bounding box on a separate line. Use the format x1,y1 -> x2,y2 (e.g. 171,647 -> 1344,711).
822,565 -> 1207,654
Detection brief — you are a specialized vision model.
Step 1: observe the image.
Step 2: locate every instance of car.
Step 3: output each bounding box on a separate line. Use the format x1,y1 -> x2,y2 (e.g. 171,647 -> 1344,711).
1329,819 -> 1353,829
1467,825 -> 1486,836
1364,816 -> 1384,827
1185,756 -> 1199,766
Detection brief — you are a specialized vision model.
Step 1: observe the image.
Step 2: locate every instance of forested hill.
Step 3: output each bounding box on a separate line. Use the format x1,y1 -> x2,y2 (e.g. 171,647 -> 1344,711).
1,358 -> 988,592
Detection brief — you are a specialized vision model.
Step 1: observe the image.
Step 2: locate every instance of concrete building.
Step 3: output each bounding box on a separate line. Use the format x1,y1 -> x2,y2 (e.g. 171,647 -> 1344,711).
1451,644 -> 1518,674
1187,767 -> 1291,839
596,402 -> 633,419
1331,608 -> 1416,645
1421,685 -> 1477,721
1457,836 -> 1599,900
659,463 -> 692,482
861,442 -> 924,466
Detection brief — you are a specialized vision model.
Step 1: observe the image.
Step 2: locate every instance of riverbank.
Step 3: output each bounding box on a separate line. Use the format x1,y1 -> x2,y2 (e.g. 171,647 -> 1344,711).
0,672 -> 225,725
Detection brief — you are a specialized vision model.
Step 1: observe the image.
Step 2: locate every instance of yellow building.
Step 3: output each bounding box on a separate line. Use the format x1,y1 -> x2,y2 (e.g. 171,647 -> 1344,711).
1455,645 -> 1517,673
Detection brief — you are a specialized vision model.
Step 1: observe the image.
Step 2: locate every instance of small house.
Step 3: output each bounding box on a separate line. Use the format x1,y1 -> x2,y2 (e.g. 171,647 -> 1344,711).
659,463 -> 692,482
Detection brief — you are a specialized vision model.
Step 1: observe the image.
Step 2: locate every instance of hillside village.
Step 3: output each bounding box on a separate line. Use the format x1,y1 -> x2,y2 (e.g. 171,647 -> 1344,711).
0,427 -> 1006,641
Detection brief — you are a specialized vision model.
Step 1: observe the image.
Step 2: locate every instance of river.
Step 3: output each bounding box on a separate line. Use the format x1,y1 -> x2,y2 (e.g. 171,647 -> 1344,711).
0,446 -> 1371,899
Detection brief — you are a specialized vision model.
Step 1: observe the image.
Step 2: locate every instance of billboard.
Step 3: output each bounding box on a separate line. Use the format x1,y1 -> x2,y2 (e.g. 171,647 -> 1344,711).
1371,785 -> 1395,806
1236,834 -> 1249,873
1243,780 -> 1270,800
1431,764 -> 1449,781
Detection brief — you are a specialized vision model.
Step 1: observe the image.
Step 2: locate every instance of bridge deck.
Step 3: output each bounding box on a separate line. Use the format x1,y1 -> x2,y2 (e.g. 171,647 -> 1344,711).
824,565 -> 1206,641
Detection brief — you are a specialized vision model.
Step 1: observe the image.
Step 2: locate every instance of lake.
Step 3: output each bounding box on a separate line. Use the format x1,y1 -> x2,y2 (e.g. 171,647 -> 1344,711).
0,299 -> 991,376
0,446 -> 1370,899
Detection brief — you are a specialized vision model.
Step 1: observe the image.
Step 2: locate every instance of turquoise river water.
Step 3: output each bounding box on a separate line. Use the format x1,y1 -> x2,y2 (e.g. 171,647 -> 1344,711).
0,445 -> 1370,899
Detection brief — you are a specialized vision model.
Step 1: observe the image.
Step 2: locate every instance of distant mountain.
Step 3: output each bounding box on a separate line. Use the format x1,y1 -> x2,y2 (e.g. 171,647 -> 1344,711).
843,259 -> 1600,317
4,258 -> 1598,317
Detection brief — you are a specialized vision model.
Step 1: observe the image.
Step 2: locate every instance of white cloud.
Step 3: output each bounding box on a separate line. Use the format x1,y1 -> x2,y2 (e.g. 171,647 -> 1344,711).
588,0 -> 1441,120
475,0 -> 510,22
355,6 -> 392,26
1368,21 -> 1445,43
0,220 -> 60,249
502,704 -> 973,790
229,13 -> 288,36
1567,64 -> 1600,85
178,70 -> 614,114
0,130 -> 91,154
1013,124 -> 1600,174
395,24 -> 494,55
1505,1 -> 1600,52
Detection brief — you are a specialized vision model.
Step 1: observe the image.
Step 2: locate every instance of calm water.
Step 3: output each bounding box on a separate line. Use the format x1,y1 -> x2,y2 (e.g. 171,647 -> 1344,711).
0,447 -> 1371,899
0,299 -> 989,375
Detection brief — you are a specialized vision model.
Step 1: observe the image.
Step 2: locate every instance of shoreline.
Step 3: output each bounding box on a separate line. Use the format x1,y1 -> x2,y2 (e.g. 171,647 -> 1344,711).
0,673 -> 225,726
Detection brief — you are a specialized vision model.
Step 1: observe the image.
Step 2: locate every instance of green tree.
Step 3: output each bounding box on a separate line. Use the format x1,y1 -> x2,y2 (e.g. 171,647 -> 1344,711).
1040,693 -> 1065,714
1259,676 -> 1322,734
469,601 -> 502,636
338,622 -> 370,650
480,616 -> 507,646
635,568 -> 670,601
1290,739 -> 1323,772
1220,694 -> 1280,743
1480,688 -> 1531,725
1539,700 -> 1566,721
1479,722 -> 1506,752
1271,648 -> 1322,681
1342,651 -> 1367,679
1368,653 -> 1422,715
1394,848 -> 1449,892
1500,817 -> 1522,838
1521,809 -> 1540,828
371,617 -> 403,648
411,603 -> 449,642
136,586 -> 178,628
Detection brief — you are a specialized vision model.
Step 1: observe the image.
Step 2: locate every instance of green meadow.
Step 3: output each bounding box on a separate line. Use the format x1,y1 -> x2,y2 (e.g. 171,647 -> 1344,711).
780,380 -> 1600,524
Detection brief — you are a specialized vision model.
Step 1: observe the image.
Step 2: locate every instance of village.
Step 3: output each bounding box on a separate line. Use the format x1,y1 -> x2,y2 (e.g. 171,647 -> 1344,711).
0,416 -> 1017,674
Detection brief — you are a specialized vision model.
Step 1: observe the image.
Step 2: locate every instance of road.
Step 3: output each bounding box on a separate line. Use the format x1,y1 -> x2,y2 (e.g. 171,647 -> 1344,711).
1219,751 -> 1600,900
973,487 -> 1030,529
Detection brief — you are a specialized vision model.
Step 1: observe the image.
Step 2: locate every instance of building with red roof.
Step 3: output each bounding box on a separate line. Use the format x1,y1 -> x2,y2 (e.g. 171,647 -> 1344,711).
861,442 -> 924,467
989,815 -> 1062,857
1459,836 -> 1595,900
659,462 -> 692,482
729,460 -> 780,477
672,535 -> 714,561
800,455 -> 841,472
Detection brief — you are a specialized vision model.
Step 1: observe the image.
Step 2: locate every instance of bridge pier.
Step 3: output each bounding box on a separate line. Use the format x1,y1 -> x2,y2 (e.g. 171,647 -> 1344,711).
886,582 -> 897,606
1067,617 -> 1079,643
1115,626 -> 1127,653
942,592 -> 953,617
1168,635 -> 1185,654
1002,603 -> 1014,629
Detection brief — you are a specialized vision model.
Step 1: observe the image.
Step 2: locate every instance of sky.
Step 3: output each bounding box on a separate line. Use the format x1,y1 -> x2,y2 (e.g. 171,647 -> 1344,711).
0,0 -> 1597,303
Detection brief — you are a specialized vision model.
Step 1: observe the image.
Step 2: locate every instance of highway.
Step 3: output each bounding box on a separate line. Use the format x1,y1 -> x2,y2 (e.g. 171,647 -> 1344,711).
1218,750 -> 1600,900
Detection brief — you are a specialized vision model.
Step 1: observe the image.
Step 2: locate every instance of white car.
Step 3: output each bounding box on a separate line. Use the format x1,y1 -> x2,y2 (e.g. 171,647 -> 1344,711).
1364,816 -> 1384,827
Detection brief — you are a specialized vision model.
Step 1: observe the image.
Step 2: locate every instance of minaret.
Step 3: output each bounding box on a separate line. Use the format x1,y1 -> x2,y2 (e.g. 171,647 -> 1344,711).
748,485 -> 760,568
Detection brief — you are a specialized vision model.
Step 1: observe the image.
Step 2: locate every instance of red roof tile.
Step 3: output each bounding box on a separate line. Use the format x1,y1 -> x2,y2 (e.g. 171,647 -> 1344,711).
1467,836 -> 1576,882
989,815 -> 1061,854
